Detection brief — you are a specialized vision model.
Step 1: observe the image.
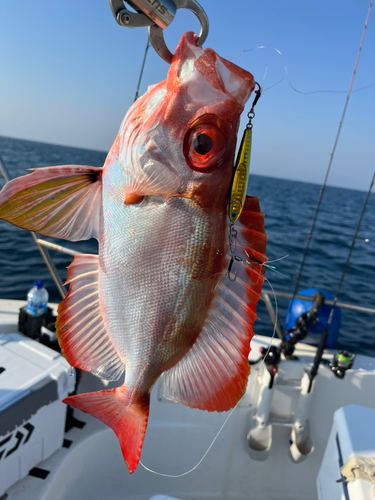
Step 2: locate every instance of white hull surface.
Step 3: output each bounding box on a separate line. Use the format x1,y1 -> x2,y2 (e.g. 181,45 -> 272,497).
1,299 -> 375,500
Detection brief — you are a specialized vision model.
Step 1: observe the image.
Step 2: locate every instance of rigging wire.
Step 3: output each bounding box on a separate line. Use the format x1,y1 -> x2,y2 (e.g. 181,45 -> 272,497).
287,0 -> 373,324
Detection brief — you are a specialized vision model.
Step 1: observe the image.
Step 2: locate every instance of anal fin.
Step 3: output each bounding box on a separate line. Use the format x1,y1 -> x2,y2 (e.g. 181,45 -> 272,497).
56,254 -> 124,382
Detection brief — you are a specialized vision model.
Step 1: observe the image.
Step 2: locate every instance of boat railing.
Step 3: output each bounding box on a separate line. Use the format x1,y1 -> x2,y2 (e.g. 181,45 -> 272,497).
36,239 -> 81,257
261,289 -> 375,341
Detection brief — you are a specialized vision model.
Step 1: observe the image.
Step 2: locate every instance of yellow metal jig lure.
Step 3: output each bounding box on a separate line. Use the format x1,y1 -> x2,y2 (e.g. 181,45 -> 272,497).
229,82 -> 261,223
229,127 -> 252,223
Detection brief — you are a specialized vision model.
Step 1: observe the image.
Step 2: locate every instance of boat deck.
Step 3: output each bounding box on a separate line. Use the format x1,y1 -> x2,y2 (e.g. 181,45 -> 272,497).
1,299 -> 375,500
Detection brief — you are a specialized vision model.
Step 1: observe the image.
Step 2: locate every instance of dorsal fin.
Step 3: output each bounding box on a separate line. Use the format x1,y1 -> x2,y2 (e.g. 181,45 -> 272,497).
161,196 -> 266,411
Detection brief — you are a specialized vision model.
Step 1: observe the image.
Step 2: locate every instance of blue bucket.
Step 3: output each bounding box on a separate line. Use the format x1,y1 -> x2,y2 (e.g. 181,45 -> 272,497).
283,289 -> 341,349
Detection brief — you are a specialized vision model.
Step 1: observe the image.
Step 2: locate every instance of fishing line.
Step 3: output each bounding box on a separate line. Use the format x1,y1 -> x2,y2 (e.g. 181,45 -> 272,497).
140,404 -> 238,478
230,45 -> 375,95
266,254 -> 289,264
262,275 -> 279,341
233,232 -> 288,278
140,273 -> 280,477
260,66 -> 268,92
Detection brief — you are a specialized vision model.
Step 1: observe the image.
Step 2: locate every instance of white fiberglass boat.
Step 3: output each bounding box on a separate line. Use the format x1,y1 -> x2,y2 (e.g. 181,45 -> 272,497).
1,296 -> 375,500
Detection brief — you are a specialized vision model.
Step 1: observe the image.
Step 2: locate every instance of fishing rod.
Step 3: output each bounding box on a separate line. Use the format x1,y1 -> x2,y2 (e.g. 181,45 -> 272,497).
307,172 -> 375,392
286,0 -> 373,326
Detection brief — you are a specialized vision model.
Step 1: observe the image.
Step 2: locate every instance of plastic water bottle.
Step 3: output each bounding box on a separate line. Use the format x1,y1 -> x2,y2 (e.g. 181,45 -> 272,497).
26,280 -> 49,317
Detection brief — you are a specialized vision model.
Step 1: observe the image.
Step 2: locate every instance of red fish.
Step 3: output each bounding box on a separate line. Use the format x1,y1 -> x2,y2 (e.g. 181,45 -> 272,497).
0,32 -> 266,473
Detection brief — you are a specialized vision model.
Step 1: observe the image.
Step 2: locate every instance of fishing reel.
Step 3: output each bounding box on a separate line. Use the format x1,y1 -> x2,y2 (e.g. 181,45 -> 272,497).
327,350 -> 356,379
281,292 -> 325,359
250,292 -> 326,384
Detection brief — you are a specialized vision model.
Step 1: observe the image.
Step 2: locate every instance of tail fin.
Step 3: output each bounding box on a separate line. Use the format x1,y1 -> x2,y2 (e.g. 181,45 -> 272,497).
63,386 -> 149,474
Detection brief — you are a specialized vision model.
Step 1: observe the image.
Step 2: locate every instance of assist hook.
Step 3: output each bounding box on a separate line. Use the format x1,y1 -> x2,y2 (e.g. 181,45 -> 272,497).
109,0 -> 209,64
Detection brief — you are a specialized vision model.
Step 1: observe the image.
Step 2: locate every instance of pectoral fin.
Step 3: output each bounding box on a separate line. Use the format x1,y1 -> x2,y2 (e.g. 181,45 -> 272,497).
0,165 -> 102,241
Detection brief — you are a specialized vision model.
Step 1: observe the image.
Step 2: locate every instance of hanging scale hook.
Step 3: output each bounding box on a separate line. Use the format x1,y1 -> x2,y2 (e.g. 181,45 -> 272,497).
109,0 -> 209,64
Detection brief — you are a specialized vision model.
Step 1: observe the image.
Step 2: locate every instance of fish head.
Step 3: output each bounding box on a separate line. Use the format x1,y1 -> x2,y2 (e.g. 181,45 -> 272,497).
112,32 -> 255,205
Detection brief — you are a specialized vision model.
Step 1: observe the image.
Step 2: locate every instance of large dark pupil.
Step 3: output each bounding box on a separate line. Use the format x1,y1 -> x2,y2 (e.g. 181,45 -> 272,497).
193,134 -> 213,155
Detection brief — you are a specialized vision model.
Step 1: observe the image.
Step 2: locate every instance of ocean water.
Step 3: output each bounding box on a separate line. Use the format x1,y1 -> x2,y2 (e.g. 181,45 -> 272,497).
0,136 -> 374,356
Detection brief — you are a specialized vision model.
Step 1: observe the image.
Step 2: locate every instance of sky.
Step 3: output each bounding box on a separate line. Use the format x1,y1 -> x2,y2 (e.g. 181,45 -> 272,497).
0,0 -> 374,190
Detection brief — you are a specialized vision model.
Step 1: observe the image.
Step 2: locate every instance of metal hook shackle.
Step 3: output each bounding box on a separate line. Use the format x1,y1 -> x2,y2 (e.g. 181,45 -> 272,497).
148,0 -> 209,64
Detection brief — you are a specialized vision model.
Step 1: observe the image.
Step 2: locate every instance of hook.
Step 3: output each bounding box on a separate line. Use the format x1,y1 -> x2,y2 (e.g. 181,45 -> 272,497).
227,257 -> 237,282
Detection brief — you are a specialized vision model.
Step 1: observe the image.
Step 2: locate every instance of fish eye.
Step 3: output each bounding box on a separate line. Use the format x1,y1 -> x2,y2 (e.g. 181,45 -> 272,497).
184,122 -> 227,173
193,134 -> 213,155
